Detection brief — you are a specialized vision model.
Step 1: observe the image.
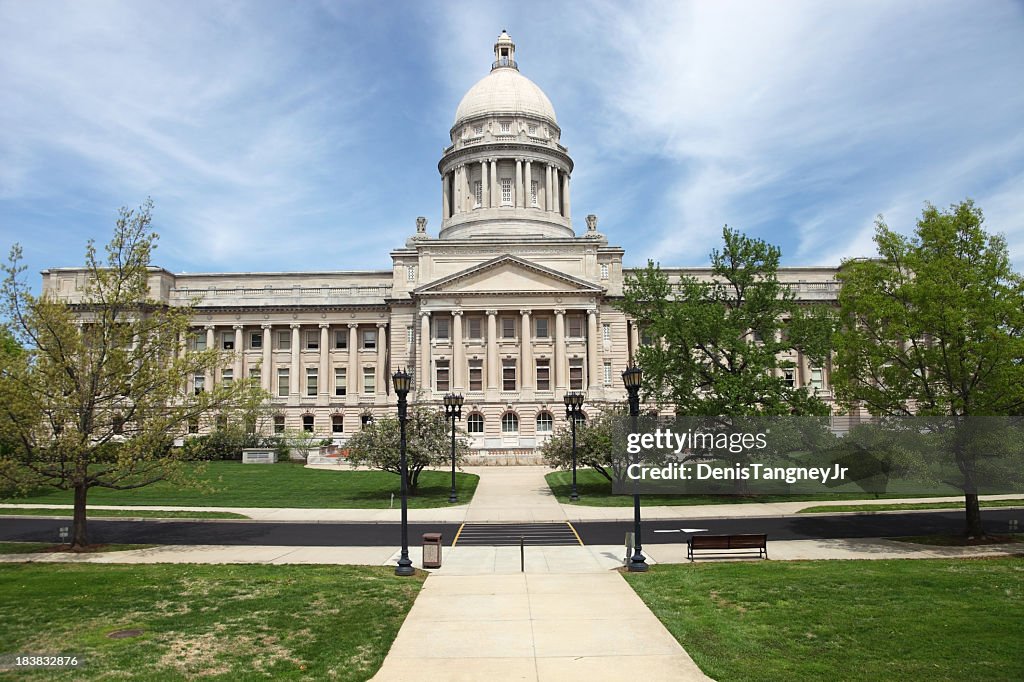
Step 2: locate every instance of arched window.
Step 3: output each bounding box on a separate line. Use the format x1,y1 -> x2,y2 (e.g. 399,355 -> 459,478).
502,411 -> 519,433
467,413 -> 484,433
332,415 -> 344,433
535,411 -> 553,433
302,414 -> 314,433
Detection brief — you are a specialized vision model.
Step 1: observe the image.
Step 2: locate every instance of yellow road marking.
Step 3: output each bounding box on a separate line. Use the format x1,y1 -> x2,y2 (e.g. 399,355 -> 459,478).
566,521 -> 584,546
451,522 -> 465,547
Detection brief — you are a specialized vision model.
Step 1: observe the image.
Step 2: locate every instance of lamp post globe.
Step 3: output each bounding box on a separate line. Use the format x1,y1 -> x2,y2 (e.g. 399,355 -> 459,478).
622,365 -> 648,572
392,368 -> 415,577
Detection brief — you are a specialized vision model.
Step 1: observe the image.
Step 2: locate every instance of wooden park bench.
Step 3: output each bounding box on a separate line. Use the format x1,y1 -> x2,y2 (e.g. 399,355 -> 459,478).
687,533 -> 768,561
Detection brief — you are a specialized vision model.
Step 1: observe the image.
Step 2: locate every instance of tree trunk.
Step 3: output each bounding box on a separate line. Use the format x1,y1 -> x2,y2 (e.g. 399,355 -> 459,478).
72,482 -> 89,549
964,492 -> 985,538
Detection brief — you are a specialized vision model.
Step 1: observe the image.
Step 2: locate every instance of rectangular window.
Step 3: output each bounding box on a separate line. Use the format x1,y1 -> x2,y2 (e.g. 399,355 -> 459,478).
335,368 -> 347,396
528,123 -> 537,135
530,181 -> 538,207
363,367 -> 375,394
305,330 -> 319,350
468,318 -> 482,339
536,359 -> 550,391
474,180 -> 482,207
501,177 -> 512,205
569,358 -> 584,390
603,362 -> 612,386
273,415 -> 285,434
499,120 -> 511,133
277,330 -> 291,350
362,329 -> 376,350
502,359 -> 516,391
435,318 -> 450,341
191,333 -> 207,351
221,332 -> 234,350
640,327 -> 655,347
193,374 -> 205,395
250,332 -> 262,349
407,265 -> 416,282
332,415 -> 344,433
306,368 -> 318,396
436,359 -> 450,392
474,124 -> 484,135
222,369 -> 233,384
600,263 -> 609,280
568,315 -> 584,338
501,317 -> 515,339
468,359 -> 483,391
249,367 -> 260,384
602,323 -> 611,343
334,330 -> 347,349
810,368 -> 824,392
783,368 -> 795,388
535,317 -> 549,339
277,368 -> 289,397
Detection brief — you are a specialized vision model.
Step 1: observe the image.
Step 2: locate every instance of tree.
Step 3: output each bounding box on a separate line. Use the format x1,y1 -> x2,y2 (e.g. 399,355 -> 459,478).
539,406 -> 624,481
0,200 -> 265,548
832,200 -> 1024,537
345,408 -> 470,491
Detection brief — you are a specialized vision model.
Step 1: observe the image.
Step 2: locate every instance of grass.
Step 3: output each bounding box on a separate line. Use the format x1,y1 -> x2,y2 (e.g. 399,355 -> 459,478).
0,563 -> 424,680
625,558 -> 1024,681
0,542 -> 156,554
1,461 -> 480,509
0,508 -> 249,519
798,499 -> 1024,514
889,533 -> 1024,547
547,468 -> 955,507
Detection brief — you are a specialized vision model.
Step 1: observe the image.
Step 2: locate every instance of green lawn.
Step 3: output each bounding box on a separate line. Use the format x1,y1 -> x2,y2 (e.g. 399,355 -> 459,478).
798,499 -> 1024,514
1,462 -> 479,509
547,469 -> 953,507
0,563 -> 424,681
0,542 -> 155,554
625,558 -> 1024,681
0,508 -> 249,519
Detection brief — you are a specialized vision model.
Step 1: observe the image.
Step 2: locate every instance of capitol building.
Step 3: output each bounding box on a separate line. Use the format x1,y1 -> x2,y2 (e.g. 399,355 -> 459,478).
42,32 -> 840,459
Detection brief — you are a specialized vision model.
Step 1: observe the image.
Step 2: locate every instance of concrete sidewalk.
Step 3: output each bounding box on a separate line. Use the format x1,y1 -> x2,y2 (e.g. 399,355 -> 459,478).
369,572 -> 711,682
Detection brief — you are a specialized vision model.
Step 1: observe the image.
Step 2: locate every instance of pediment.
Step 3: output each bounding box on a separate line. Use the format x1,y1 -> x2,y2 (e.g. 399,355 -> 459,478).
415,255 -> 603,296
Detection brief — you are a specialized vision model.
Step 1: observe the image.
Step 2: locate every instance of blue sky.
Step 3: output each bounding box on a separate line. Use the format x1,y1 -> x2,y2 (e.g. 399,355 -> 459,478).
1,0 -> 1022,286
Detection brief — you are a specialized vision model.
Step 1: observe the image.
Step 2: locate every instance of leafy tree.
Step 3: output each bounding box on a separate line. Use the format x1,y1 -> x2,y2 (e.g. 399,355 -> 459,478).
539,406 -> 624,481
345,408 -> 470,491
0,200 -> 265,548
620,227 -> 835,418
832,200 -> 1024,537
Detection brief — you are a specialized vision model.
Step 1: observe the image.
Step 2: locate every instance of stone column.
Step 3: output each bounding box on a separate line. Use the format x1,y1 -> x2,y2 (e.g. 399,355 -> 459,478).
562,173 -> 571,222
205,325 -> 216,389
629,321 -> 640,359
376,323 -> 387,397
463,164 -> 471,211
419,312 -> 431,393
442,173 -> 450,219
525,160 -> 533,207
347,323 -> 359,402
489,158 -> 498,208
452,310 -> 464,391
290,323 -> 301,396
486,309 -> 498,390
545,164 -> 553,212
453,167 -> 462,214
232,325 -> 243,381
554,309 -> 567,390
587,309 -> 599,389
552,168 -> 560,215
515,159 -> 523,208
520,309 -> 533,390
319,323 -> 330,399
261,324 -> 272,392
480,160 -> 488,208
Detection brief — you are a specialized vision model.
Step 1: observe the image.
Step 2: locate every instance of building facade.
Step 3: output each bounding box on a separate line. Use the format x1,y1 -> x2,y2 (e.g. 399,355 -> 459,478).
42,32 -> 840,459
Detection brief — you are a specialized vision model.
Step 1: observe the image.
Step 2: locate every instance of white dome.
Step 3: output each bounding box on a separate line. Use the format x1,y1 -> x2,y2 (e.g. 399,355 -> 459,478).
454,68 -> 557,126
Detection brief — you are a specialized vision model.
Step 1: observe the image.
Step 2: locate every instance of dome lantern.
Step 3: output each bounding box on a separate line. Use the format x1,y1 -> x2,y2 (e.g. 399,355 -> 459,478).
492,30 -> 517,71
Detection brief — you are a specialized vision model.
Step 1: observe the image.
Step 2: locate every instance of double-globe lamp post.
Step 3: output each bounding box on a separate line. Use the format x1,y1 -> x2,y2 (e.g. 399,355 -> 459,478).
563,391 -> 585,502
392,369 -> 415,577
443,393 -> 464,503
622,365 -> 648,572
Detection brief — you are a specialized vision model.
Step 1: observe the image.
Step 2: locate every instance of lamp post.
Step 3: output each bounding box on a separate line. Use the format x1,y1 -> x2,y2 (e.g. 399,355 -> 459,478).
622,365 -> 648,572
443,393 -> 464,503
392,368 -> 415,576
563,391 -> 585,502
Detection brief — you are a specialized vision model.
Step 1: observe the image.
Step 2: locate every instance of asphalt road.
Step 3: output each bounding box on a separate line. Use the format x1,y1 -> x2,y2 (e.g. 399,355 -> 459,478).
1,508 -> 1021,547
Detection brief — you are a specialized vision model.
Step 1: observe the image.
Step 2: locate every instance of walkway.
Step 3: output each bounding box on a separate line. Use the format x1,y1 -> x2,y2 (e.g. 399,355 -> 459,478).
463,465 -> 566,522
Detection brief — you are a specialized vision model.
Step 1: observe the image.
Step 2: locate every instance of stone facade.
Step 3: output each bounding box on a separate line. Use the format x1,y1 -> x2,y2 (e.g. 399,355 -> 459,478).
41,32 -> 841,457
